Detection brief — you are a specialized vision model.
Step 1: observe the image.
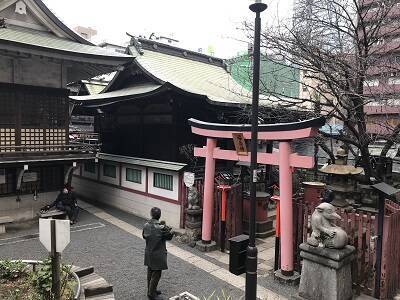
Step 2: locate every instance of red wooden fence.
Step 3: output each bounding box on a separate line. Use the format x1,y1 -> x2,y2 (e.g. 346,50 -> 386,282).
293,198 -> 400,299
380,201 -> 400,298
212,184 -> 243,249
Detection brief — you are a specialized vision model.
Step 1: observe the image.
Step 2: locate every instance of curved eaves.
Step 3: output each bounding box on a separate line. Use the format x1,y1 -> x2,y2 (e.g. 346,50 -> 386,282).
188,117 -> 326,132
71,85 -> 168,108
33,0 -> 94,45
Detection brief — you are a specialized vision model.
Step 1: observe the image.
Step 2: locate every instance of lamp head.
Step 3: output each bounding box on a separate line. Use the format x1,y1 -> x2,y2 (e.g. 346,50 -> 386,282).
250,0 -> 268,12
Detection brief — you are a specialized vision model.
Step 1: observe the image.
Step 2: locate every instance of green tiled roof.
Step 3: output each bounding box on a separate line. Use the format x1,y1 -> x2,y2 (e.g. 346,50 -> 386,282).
0,26 -> 132,60
133,48 -> 277,106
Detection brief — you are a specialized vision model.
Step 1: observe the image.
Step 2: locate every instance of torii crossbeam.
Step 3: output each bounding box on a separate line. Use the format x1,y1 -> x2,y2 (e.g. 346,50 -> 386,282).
189,117 -> 326,276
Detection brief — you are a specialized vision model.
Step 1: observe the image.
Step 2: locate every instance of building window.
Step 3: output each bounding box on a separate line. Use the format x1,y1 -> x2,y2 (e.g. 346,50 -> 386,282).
84,162 -> 96,174
364,79 -> 379,87
153,172 -> 173,191
388,77 -> 400,85
126,168 -> 142,183
103,164 -> 116,178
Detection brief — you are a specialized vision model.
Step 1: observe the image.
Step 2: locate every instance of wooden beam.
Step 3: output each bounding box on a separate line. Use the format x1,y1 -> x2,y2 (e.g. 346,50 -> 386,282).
192,126 -> 318,140
194,146 -> 314,169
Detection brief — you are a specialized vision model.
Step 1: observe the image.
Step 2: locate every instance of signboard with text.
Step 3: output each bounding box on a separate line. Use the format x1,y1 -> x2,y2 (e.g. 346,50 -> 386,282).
23,172 -> 38,183
232,133 -> 248,156
183,172 -> 195,187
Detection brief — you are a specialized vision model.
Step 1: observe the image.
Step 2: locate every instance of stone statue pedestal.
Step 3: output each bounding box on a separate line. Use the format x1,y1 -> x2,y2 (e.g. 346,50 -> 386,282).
295,243 -> 355,300
185,208 -> 202,229
181,208 -> 202,247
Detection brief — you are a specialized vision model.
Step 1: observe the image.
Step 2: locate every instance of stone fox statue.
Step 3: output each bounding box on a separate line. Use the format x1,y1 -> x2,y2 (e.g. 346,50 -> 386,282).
187,186 -> 201,210
307,202 -> 348,249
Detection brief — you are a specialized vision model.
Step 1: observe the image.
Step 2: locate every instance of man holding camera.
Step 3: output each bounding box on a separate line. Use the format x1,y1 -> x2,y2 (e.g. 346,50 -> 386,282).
142,207 -> 174,300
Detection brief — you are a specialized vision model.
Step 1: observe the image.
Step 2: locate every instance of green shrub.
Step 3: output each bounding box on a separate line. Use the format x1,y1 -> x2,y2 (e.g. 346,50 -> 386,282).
0,260 -> 27,281
30,257 -> 74,300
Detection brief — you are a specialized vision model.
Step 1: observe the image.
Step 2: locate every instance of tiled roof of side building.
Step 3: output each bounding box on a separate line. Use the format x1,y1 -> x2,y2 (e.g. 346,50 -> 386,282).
71,37 -> 301,108
0,26 -> 132,62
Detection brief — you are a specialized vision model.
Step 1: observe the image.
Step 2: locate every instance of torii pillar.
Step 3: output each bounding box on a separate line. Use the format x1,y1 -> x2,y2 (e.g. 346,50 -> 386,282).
189,117 -> 325,278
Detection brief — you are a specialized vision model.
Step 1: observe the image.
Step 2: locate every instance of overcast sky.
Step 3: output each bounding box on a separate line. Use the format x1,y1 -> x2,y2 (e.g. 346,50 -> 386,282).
43,0 -> 293,59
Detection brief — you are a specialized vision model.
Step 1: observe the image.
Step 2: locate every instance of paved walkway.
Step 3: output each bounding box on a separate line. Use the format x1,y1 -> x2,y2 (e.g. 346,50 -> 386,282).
80,201 -> 285,300
0,201 -> 287,300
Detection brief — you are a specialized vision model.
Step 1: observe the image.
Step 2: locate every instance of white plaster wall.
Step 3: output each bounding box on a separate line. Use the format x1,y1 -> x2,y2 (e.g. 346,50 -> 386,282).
72,176 -> 181,228
148,168 -> 179,201
121,164 -> 146,192
0,191 -> 58,222
99,162 -> 119,185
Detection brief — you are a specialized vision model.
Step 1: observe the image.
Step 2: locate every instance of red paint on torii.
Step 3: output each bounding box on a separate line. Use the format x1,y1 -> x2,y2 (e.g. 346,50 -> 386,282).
194,147 -> 314,169
189,117 -> 325,275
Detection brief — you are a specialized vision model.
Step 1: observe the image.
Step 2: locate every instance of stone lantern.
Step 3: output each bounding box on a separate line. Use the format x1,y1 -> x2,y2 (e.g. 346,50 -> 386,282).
319,149 -> 363,208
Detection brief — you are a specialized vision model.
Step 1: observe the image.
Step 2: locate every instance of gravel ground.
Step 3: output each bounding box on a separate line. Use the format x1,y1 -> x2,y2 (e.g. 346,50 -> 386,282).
87,200 -> 297,299
0,209 -> 245,300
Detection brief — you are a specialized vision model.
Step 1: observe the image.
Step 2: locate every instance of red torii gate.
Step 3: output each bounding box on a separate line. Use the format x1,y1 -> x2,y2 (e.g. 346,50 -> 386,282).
189,117 -> 325,276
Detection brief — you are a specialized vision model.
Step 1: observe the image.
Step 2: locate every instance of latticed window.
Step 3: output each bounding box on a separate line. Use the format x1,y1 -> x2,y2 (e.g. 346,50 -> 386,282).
0,85 -> 68,152
0,128 -> 15,152
126,168 -> 141,183
153,172 -> 173,191
103,164 -> 117,178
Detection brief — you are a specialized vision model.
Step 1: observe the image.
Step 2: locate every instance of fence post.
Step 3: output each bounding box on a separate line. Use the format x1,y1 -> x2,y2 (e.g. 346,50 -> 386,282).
375,197 -> 385,299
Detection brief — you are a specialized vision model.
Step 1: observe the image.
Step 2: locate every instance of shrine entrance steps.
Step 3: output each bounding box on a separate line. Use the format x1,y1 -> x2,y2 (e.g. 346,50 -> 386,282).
72,266 -> 114,300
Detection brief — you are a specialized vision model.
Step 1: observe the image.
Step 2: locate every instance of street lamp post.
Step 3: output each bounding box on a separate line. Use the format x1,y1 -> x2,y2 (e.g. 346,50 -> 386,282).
246,1 -> 267,300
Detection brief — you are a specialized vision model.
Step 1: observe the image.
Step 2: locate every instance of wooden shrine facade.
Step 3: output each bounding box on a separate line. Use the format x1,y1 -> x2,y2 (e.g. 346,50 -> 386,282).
0,0 -> 132,203
0,83 -> 69,154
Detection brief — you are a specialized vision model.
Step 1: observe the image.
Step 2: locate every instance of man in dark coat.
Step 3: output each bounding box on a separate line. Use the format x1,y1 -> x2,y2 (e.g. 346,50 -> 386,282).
143,207 -> 174,300
44,187 -> 79,224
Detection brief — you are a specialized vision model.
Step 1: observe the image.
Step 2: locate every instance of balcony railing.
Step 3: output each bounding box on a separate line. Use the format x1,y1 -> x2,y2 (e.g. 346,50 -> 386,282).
0,143 -> 100,158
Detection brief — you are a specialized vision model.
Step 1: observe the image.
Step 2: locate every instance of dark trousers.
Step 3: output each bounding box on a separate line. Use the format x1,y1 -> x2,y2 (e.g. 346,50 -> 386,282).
56,203 -> 79,222
147,267 -> 162,297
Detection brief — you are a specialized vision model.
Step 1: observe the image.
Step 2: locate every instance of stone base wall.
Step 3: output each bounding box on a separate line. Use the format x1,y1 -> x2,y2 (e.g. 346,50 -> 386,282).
0,191 -> 58,222
72,176 -> 182,228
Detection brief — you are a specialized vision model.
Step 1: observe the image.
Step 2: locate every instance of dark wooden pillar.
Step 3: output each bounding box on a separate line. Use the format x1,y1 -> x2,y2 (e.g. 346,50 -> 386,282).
171,96 -> 179,162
